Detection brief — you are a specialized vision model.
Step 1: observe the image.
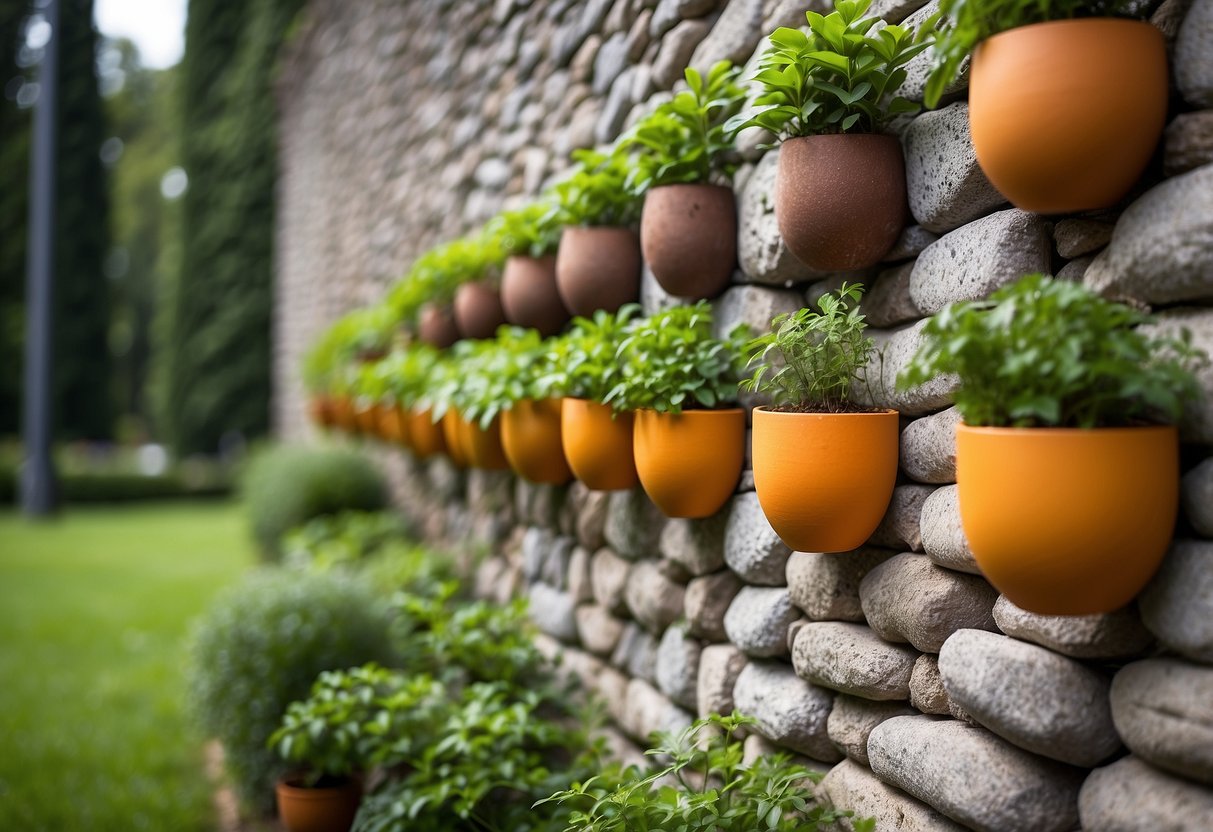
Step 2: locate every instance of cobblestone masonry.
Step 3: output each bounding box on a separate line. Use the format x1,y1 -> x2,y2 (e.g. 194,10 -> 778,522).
275,0 -> 1213,828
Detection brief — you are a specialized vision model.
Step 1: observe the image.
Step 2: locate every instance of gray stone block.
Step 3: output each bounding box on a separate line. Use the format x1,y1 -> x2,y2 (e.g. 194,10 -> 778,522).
919,485 -> 981,574
660,513 -> 727,576
1139,539 -> 1213,663
575,603 -> 627,656
1177,0 -> 1213,107
991,595 -> 1153,660
786,546 -> 895,623
685,570 -> 743,641
867,484 -> 933,552
625,559 -> 687,633
818,758 -> 969,832
723,586 -> 799,657
736,150 -> 820,285
899,406 -> 961,484
1080,756 -> 1213,831
903,102 -> 1006,233
1182,456 -> 1213,537
656,623 -> 703,710
591,546 -> 632,614
528,582 -> 580,643
1111,658 -> 1213,785
723,492 -> 792,585
604,487 -> 665,560
697,643 -> 747,717
827,694 -> 916,765
732,660 -> 840,762
791,621 -> 918,701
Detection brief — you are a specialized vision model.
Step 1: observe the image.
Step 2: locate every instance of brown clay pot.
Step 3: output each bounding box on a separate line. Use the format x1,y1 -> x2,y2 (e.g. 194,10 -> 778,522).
354,401 -> 379,436
501,399 -> 573,485
408,408 -> 447,459
561,399 -> 639,491
454,281 -> 508,340
442,410 -> 471,468
633,409 -> 746,519
275,776 -> 361,832
460,415 -> 510,470
501,255 -> 571,336
418,303 -> 460,349
775,134 -> 907,271
640,184 -> 736,300
309,397 -> 335,428
555,226 -> 642,318
331,397 -> 358,433
969,19 -> 1167,213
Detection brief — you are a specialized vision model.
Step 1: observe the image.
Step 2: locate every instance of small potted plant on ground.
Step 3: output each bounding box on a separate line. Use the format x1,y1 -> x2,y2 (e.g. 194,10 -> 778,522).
550,149 -> 643,318
925,0 -> 1166,213
743,283 -> 899,552
901,274 -> 1208,615
730,0 -> 933,270
491,201 -> 571,337
547,306 -> 642,490
621,61 -> 746,300
608,302 -> 749,518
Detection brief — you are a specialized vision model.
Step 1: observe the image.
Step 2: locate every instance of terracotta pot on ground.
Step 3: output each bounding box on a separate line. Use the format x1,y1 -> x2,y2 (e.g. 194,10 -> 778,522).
775,134 -> 907,271
454,281 -> 508,340
561,399 -> 639,491
459,415 -> 511,470
442,410 -> 471,468
408,408 -> 447,459
968,19 -> 1167,214
956,424 -> 1178,616
633,409 -> 745,518
275,776 -> 360,832
418,303 -> 461,348
501,255 -> 570,336
641,184 -> 736,300
501,399 -> 573,485
752,408 -> 899,552
555,226 -> 642,317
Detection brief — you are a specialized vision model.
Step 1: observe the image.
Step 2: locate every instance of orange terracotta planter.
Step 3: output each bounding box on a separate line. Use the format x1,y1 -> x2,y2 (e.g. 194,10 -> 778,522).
276,777 -> 360,832
562,399 -> 639,491
331,397 -> 358,433
376,404 -> 410,447
409,408 -> 447,459
969,19 -> 1167,213
752,408 -> 899,553
442,410 -> 471,468
354,401 -> 379,436
502,399 -> 573,485
634,409 -> 745,518
461,415 -> 510,470
957,424 -> 1178,615
308,397 -> 333,428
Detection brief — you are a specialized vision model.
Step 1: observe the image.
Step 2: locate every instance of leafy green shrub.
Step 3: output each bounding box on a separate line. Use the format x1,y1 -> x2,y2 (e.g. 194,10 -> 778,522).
541,712 -> 871,832
550,149 -> 642,228
243,445 -> 387,559
606,302 -> 750,413
282,510 -> 409,571
899,274 -> 1209,427
925,0 -> 1137,107
621,61 -> 745,193
186,570 -> 398,812
731,0 -> 934,139
545,306 -> 641,403
490,201 -> 563,258
743,283 -> 877,412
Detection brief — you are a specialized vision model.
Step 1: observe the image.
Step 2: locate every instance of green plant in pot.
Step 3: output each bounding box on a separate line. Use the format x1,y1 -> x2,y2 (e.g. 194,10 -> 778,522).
729,0 -> 934,270
900,273 -> 1208,615
447,232 -> 508,341
607,302 -> 749,518
620,60 -> 746,300
743,283 -> 898,552
490,200 -> 570,336
549,148 -> 643,318
544,305 -> 642,491
924,0 -> 1166,213
382,344 -> 448,459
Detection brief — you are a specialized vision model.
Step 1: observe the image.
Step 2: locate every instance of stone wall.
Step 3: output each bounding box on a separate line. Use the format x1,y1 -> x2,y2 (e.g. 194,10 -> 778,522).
274,0 -> 1213,829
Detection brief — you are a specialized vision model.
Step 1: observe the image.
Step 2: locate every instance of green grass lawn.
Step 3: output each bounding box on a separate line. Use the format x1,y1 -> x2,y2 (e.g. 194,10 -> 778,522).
0,501 -> 254,831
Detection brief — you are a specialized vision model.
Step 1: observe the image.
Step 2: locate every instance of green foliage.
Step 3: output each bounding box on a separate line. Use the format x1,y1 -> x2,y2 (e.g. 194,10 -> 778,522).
243,445 -> 388,559
743,283 -> 875,411
0,0 -> 28,438
544,305 -> 641,403
899,274 -> 1210,428
731,0 -> 934,139
282,510 -> 410,571
540,712 -> 867,832
489,201 -> 563,258
606,302 -> 749,413
924,0 -> 1137,107
186,570 -> 397,812
550,148 -> 642,228
621,61 -> 746,193
378,345 -> 442,408
435,328 -> 561,429
302,305 -> 397,394
387,232 -> 506,327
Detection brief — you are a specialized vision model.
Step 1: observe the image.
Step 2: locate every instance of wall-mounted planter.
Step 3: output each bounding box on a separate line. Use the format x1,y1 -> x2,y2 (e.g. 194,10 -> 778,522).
775,134 -> 906,270
332,397 -> 358,433
309,397 -> 335,428
957,424 -> 1178,615
460,415 -> 510,470
752,408 -> 899,552
418,302 -> 461,348
354,401 -> 379,436
275,776 -> 360,832
640,184 -> 736,300
441,410 -> 471,468
555,226 -> 641,317
634,408 -> 745,518
501,398 -> 573,485
501,255 -> 570,336
386,405 -> 412,447
454,280 -> 508,340
968,19 -> 1167,214
561,399 -> 638,491
408,408 -> 446,459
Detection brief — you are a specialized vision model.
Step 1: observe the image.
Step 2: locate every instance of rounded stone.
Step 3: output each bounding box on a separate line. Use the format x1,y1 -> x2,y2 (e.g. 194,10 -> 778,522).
786,546 -> 894,623
791,621 -> 918,701
723,492 -> 792,586
991,595 -> 1153,660
732,660 -> 841,762
1138,540 -> 1213,663
1110,659 -> 1213,785
1080,756 -> 1213,831
723,586 -> 799,658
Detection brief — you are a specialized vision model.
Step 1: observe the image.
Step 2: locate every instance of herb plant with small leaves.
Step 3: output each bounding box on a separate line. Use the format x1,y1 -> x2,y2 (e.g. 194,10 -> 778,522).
743,282 -> 878,413
730,0 -> 936,140
899,274 -> 1209,428
490,200 -> 563,259
543,305 -> 641,403
606,302 -> 749,413
549,148 -> 643,228
453,327 -> 562,429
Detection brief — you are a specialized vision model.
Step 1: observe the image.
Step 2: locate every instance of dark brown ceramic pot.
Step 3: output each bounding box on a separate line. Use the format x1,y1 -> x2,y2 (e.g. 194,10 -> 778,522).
775,134 -> 907,271
454,281 -> 508,340
276,776 -> 361,832
640,184 -> 736,299
555,226 -> 641,318
417,302 -> 460,348
501,255 -> 570,336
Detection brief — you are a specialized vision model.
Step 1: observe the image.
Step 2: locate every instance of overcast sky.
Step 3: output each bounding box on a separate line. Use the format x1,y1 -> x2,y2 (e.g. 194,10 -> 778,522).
94,0 -> 186,69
